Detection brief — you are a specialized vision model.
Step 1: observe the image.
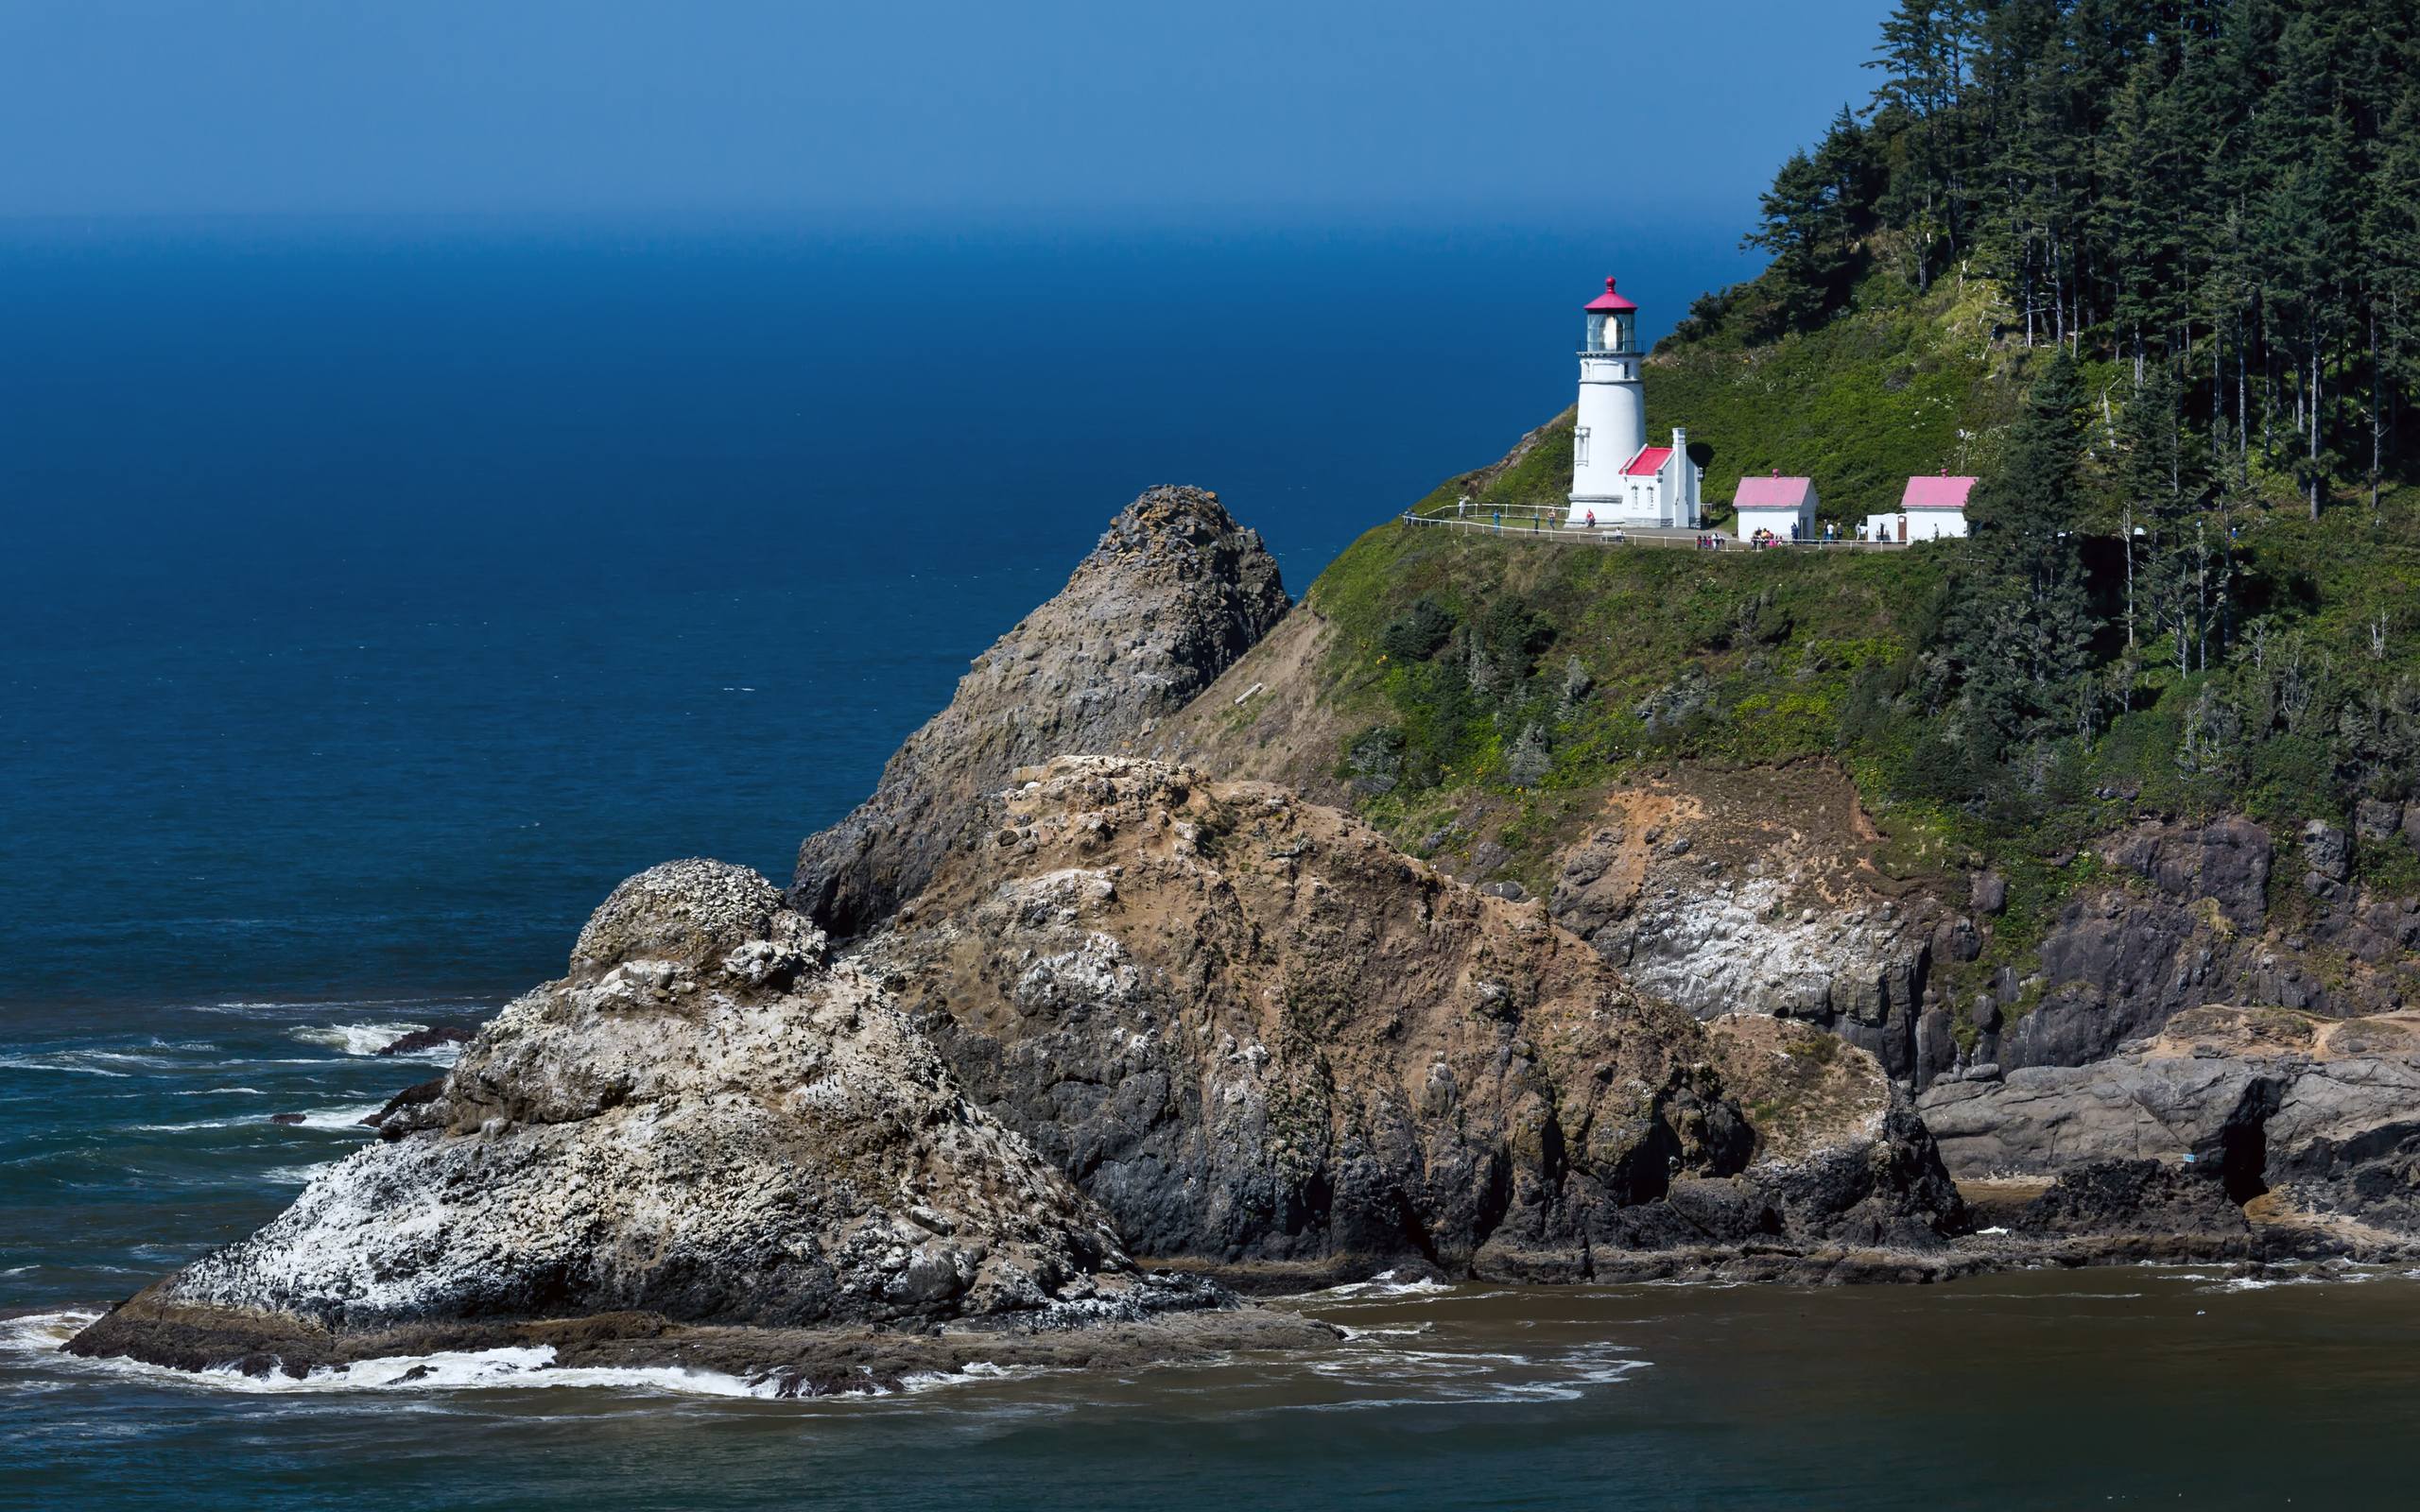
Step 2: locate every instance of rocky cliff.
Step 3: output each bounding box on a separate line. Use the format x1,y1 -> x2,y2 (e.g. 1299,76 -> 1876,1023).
78,481 -> 2420,1383
793,486 -> 1289,938
73,766 -> 1964,1379
864,755 -> 1962,1282
70,859 -> 1318,1383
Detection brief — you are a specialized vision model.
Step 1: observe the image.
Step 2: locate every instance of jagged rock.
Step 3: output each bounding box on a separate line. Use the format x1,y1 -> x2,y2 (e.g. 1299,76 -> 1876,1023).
792,488 -> 1288,938
2018,1160 -> 2249,1241
361,1076 -> 445,1139
72,859 -> 1219,1373
1922,1006 -> 2420,1230
2104,816 -> 2272,928
2002,812 -> 2420,1071
867,756 -> 1962,1279
1914,1005 -> 1957,1087
1970,871 -> 2008,915
2355,799 -> 2404,843
374,1025 -> 474,1057
1931,916 -> 1981,964
2302,820 -> 2351,883
1539,769 -> 1940,1084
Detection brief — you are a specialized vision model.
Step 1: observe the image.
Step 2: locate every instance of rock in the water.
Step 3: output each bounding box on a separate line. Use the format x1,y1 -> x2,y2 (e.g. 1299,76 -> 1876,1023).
791,488 -> 1288,938
73,859 -> 1213,1373
374,1025 -> 474,1057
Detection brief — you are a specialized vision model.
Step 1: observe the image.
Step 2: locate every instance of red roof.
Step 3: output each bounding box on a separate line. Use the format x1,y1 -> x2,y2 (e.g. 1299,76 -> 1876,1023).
1735,474 -> 1815,508
1901,474 -> 1978,509
1584,276 -> 1638,312
1622,445 -> 1672,477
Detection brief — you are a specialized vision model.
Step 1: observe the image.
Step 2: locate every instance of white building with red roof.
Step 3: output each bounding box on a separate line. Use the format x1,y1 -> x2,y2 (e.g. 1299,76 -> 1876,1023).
1863,472 -> 1976,542
1732,471 -> 1819,542
1565,277 -> 1702,528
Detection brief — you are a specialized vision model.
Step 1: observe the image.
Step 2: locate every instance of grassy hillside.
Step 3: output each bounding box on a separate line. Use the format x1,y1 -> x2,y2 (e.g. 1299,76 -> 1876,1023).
1261,260 -> 2420,974
1410,273 -> 2025,529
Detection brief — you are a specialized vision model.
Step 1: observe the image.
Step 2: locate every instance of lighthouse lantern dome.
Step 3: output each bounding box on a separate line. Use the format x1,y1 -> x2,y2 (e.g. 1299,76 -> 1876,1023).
1582,277 -> 1638,353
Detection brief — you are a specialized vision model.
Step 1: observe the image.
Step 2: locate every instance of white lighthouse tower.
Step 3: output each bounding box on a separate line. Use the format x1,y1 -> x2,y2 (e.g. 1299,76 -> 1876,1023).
1566,276 -> 1700,528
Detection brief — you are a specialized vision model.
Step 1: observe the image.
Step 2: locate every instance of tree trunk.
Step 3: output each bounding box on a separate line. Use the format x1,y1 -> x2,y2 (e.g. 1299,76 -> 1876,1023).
2309,338 -> 2322,522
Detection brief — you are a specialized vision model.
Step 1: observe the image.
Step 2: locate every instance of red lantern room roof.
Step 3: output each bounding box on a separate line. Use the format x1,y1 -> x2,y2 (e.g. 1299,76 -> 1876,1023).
1583,276 -> 1638,312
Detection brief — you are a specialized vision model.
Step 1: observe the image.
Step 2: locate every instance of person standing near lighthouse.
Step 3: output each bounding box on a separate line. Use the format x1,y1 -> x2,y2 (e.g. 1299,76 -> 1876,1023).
1565,277 -> 1701,528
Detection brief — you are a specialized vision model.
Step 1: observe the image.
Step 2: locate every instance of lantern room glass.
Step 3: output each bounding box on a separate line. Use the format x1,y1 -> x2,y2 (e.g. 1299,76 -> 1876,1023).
1585,310 -> 1635,352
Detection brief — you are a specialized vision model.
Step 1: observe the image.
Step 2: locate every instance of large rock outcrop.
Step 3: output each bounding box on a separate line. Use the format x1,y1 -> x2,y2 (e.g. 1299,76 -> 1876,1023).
862,756 -> 1963,1281
793,487 -> 1289,938
1540,765 -> 1953,1087
70,860 -> 1238,1376
1970,816 -> 2420,1074
1920,1005 -> 2420,1238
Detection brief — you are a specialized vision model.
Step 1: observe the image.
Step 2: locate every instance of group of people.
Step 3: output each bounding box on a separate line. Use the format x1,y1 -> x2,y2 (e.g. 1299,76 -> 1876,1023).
1746,519 -> 1869,547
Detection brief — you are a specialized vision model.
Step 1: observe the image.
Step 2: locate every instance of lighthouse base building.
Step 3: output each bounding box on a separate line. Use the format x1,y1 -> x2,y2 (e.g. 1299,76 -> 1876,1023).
1570,425 -> 1702,528
1564,277 -> 1701,528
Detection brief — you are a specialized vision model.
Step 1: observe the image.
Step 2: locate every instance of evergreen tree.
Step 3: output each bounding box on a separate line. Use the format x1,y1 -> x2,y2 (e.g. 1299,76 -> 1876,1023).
1951,352 -> 2101,742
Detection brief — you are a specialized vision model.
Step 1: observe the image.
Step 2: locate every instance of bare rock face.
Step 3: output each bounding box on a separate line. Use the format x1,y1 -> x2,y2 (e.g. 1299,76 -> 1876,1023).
793,487 -> 1288,938
1986,817 -> 2420,1072
864,756 -> 1962,1280
1540,766 -> 1947,1087
71,860 -> 1210,1373
1921,1005 -> 2420,1237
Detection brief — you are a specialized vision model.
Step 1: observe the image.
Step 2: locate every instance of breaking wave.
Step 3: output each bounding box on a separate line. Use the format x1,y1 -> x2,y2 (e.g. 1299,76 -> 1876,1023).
0,1313 -> 1024,1401
289,1022 -> 431,1057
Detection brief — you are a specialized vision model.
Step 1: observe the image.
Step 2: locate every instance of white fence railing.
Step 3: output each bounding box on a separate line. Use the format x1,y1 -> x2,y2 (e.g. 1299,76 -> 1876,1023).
1403,505 -> 1910,551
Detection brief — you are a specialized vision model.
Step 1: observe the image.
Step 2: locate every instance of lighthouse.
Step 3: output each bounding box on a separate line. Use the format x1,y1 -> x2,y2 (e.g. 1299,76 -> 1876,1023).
1566,277 -> 1700,528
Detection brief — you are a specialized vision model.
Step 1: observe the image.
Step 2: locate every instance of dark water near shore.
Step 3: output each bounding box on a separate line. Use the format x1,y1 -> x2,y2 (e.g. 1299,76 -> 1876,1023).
8,218 -> 2417,1506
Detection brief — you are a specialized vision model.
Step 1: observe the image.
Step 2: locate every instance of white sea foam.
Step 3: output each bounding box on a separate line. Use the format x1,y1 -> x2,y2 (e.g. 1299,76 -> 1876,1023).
186,997 -> 491,1020
1,1313 -> 1006,1401
1315,1269 -> 1454,1300
290,1022 -> 428,1057
293,1103 -> 387,1130
2199,1264 -> 2385,1294
0,1055 -> 130,1078
263,1161 -> 340,1185
131,1102 -> 379,1135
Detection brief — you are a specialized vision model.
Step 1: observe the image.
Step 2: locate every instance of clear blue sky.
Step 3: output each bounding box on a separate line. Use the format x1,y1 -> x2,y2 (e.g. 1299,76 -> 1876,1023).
2,0 -> 1891,221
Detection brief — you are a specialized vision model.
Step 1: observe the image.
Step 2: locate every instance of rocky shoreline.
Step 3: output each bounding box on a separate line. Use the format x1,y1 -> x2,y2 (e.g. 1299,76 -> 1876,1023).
62,1291 -> 1338,1397
63,486 -> 2420,1384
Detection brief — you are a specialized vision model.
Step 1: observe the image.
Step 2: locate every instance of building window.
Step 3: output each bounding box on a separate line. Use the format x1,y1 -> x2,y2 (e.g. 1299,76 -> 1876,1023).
1575,428 -> 1589,466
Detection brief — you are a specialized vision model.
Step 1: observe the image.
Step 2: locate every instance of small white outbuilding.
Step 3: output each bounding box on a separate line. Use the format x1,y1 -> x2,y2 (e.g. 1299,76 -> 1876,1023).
1865,473 -> 1977,541
1733,472 -> 1818,543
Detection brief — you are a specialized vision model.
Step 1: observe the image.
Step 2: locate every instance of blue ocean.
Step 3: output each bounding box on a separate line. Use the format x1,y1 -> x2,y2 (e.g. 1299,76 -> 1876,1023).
7,217 -> 2418,1509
